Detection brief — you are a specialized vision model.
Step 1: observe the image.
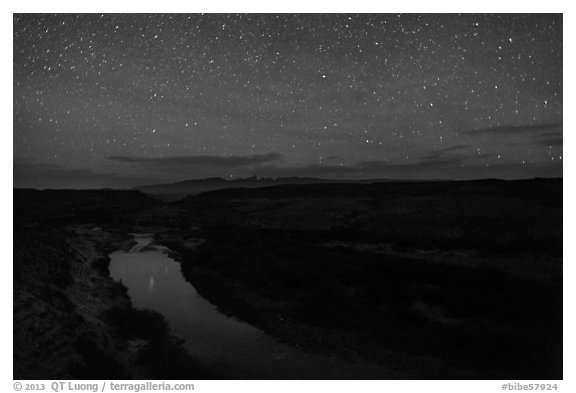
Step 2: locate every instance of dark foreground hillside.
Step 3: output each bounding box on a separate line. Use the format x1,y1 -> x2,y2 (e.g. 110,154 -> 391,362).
170,178 -> 562,255
13,190 -> 215,379
150,178 -> 563,378
14,179 -> 563,379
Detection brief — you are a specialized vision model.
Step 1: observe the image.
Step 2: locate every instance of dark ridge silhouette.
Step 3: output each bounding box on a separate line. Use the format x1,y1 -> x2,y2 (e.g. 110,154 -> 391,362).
133,176 -> 426,201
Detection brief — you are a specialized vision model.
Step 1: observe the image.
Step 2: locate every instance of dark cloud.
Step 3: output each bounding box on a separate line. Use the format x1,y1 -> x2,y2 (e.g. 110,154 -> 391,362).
108,153 -> 282,172
466,122 -> 562,136
432,144 -> 470,154
469,122 -> 563,150
535,138 -> 563,147
104,153 -> 284,181
252,149 -> 500,180
13,162 -> 161,189
254,159 -> 561,181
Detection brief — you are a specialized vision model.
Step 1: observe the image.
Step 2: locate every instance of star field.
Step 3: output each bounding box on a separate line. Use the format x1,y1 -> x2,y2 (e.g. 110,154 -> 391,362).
13,14 -> 563,188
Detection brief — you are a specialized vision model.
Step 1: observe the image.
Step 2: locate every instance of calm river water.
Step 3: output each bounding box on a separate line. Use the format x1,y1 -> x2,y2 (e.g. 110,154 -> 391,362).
109,234 -> 390,379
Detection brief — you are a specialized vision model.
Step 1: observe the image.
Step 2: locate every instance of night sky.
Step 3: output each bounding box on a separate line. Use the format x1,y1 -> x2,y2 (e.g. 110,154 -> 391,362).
13,13 -> 563,189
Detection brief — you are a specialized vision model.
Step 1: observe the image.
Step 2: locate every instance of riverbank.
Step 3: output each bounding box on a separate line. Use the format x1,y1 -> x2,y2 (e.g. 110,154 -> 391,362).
14,223 -> 215,379
158,226 -> 562,379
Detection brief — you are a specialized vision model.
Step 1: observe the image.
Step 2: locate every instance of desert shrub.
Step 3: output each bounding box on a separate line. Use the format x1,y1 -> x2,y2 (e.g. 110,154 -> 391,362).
73,333 -> 128,379
136,338 -> 217,379
103,307 -> 168,339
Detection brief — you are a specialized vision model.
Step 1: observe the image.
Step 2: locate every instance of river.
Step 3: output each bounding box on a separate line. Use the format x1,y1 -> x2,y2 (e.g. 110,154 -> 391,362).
108,233 -> 391,379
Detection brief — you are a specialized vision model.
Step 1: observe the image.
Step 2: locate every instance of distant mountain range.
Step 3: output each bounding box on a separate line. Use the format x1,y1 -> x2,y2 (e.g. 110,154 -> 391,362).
133,176 -> 392,201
